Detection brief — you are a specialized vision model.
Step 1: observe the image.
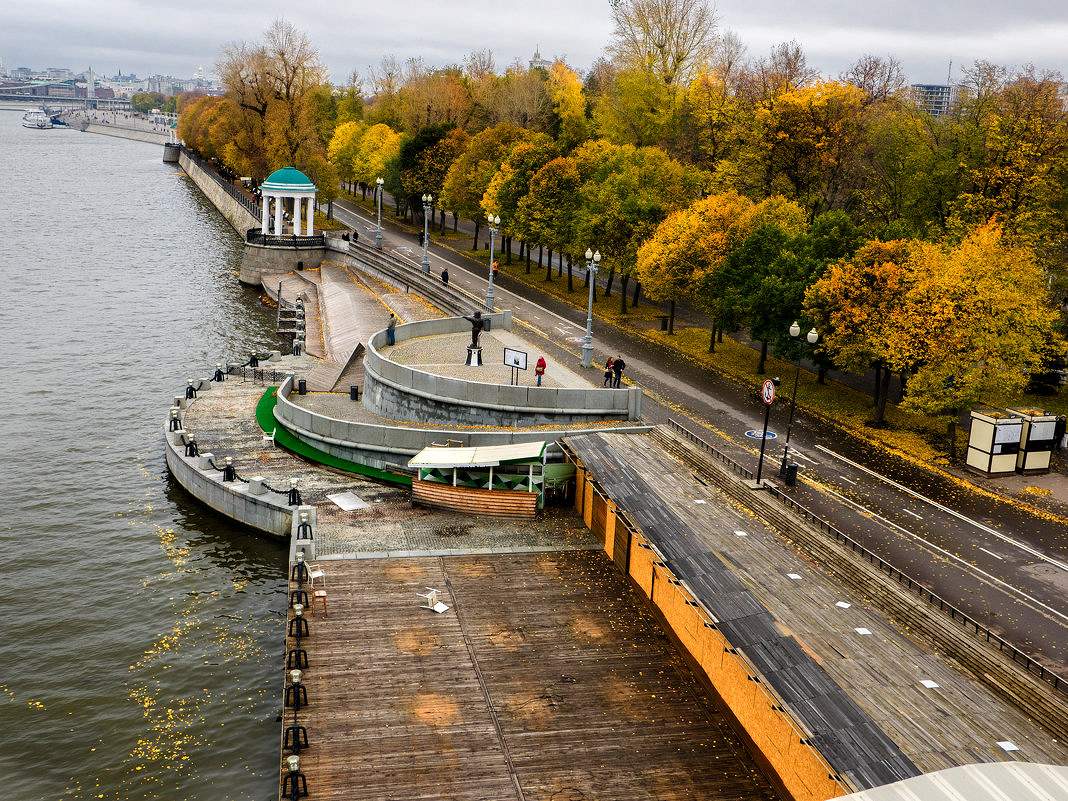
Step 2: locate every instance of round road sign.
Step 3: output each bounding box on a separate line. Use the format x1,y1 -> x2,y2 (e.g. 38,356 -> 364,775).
761,379 -> 776,405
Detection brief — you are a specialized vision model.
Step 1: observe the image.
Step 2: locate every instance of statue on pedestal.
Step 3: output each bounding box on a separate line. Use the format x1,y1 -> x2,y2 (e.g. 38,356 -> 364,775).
463,311 -> 485,349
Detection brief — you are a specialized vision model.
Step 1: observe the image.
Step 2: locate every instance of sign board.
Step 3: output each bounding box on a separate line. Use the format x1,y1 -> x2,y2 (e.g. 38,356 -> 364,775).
994,422 -> 1023,444
1028,420 -> 1057,441
503,347 -> 528,370
761,379 -> 776,405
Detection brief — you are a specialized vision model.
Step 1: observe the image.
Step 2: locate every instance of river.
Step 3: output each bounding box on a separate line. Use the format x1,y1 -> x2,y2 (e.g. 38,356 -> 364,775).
0,110 -> 285,800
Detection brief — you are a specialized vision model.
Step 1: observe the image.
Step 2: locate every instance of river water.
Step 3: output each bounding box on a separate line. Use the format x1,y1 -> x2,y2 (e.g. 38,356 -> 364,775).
0,111 -> 285,800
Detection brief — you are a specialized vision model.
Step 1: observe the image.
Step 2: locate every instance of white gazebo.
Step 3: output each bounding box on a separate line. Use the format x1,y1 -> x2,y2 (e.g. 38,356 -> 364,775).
260,166 -> 317,236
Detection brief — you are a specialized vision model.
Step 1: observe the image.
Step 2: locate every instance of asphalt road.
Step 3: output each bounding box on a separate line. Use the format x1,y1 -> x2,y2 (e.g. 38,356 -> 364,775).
329,197 -> 1068,675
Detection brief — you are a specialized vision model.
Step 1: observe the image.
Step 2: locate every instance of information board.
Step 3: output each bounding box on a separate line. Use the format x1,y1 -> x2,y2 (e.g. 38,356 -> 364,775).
503,347 -> 528,370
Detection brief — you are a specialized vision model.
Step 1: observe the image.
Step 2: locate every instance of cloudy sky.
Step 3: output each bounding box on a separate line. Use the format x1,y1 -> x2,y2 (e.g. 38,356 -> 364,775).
3,0 -> 1066,84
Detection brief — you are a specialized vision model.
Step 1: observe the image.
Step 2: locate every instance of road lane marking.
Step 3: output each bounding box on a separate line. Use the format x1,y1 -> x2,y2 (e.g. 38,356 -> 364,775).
815,444 -> 1068,572
902,508 -> 923,520
979,547 -> 1003,560
839,475 -> 858,486
815,483 -> 1068,625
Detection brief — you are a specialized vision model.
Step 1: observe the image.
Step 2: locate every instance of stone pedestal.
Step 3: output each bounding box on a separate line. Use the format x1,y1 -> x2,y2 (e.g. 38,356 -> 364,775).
465,346 -> 483,367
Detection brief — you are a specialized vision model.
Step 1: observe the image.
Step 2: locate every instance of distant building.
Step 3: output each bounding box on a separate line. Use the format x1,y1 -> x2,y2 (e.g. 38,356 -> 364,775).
910,84 -> 957,116
11,67 -> 33,80
529,47 -> 552,71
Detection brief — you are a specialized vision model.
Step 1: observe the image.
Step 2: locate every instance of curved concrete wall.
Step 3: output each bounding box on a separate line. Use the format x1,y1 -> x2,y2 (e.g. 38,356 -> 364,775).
164,418 -> 293,539
274,374 -> 651,470
238,242 -> 325,286
178,151 -> 260,234
362,315 -> 642,427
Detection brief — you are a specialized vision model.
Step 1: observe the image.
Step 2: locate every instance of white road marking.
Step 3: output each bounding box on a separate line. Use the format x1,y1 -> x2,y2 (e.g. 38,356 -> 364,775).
815,482 -> 1068,625
815,444 -> 1068,573
902,508 -> 923,520
839,475 -> 858,486
979,547 -> 1003,561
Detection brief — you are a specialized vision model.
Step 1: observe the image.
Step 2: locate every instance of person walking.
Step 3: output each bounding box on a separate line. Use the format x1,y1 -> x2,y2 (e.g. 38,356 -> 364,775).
611,356 -> 626,388
603,357 -> 615,387
534,356 -> 547,386
441,267 -> 449,286
386,313 -> 397,346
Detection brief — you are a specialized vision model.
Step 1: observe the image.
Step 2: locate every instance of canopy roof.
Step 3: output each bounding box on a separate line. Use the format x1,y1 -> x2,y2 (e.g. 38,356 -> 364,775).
409,441 -> 547,470
261,166 -> 316,193
831,762 -> 1068,801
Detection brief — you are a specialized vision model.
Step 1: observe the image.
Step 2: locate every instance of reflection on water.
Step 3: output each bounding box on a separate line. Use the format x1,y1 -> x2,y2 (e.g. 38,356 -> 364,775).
0,111 -> 285,800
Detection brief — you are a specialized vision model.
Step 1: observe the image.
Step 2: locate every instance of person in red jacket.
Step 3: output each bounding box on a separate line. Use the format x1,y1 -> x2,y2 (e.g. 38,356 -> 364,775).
534,356 -> 547,386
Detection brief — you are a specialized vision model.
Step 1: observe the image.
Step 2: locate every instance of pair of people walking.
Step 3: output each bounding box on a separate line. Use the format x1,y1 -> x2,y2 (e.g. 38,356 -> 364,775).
603,356 -> 626,388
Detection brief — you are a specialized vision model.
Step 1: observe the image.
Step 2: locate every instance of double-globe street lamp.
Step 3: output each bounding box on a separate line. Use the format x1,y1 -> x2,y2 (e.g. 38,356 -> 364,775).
581,248 -> 601,368
486,215 -> 501,308
374,176 -> 384,250
420,193 -> 433,273
780,321 -> 819,478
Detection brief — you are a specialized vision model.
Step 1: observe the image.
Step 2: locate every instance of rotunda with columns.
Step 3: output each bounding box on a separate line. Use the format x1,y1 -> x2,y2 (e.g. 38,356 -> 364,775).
260,166 -> 317,236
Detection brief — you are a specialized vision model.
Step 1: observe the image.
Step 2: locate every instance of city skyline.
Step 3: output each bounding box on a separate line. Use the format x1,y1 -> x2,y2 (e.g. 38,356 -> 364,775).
2,0 -> 1067,86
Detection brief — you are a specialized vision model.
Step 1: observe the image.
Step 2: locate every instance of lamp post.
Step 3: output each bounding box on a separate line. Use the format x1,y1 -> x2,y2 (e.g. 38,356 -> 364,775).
485,215 -> 501,308
581,248 -> 601,368
780,321 -> 819,477
374,176 -> 384,250
420,193 -> 433,273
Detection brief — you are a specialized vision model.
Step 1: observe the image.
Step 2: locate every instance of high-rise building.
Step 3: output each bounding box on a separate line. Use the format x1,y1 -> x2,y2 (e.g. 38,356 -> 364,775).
910,84 -> 957,116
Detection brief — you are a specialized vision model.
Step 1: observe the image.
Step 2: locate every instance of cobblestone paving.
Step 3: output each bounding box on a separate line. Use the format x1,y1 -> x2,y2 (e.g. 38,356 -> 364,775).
383,331 -> 590,387
178,358 -> 596,558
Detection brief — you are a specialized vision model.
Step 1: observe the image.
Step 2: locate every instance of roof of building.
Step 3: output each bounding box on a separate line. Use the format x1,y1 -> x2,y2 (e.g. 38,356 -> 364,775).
409,441 -> 547,469
830,762 -> 1068,801
261,166 -> 316,192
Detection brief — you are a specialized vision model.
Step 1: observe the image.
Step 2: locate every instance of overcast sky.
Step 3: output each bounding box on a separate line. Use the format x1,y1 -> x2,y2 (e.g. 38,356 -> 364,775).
3,0 -> 1066,85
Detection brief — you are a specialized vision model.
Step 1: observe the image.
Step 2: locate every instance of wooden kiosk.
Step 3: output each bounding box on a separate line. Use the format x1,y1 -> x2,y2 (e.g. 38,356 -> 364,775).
1008,408 -> 1059,475
408,441 -> 549,518
966,409 -> 1023,476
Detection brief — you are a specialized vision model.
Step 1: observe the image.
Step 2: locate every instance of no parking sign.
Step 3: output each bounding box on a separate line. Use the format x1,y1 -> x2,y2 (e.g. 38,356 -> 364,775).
761,379 -> 776,405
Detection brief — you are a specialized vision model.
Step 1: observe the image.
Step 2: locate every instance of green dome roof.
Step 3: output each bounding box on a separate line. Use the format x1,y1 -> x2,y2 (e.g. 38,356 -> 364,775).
261,166 -> 316,192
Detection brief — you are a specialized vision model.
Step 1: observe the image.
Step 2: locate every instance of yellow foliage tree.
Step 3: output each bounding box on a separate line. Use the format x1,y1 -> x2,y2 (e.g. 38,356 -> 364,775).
546,61 -> 589,149
351,123 -> 403,187
328,120 -> 366,192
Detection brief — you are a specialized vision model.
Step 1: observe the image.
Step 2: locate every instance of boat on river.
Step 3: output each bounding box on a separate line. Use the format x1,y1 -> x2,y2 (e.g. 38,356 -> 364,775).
22,108 -> 54,129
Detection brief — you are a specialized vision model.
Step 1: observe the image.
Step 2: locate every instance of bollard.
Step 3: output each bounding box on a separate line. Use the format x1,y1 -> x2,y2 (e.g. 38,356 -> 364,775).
213,362 -> 225,382
185,379 -> 197,400
222,456 -> 237,482
290,553 -> 309,583
286,647 -> 309,670
169,409 -> 183,431
284,669 -> 308,709
281,754 -> 308,800
184,437 -> 199,457
292,338 -> 303,357
283,718 -> 309,754
296,511 -> 313,541
297,379 -> 307,395
249,354 -> 259,368
288,479 -> 302,507
288,604 -> 309,638
290,587 -> 310,608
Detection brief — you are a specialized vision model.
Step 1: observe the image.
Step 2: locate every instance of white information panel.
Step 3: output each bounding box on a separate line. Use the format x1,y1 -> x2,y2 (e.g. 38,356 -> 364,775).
1028,420 -> 1057,441
994,423 -> 1022,444
503,347 -> 528,370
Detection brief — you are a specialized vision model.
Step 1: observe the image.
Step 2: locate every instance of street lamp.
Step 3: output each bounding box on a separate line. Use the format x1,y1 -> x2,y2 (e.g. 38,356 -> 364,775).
581,248 -> 601,368
420,193 -> 433,273
374,177 -> 384,250
780,321 -> 819,478
486,215 -> 501,308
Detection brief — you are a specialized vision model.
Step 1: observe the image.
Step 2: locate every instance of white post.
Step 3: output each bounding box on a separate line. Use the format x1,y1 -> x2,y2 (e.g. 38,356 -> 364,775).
293,196 -> 302,236
306,194 -> 315,235
261,195 -> 268,232
273,195 -> 282,236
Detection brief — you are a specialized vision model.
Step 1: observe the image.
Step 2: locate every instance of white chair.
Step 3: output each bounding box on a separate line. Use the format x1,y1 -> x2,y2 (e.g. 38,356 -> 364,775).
308,564 -> 326,589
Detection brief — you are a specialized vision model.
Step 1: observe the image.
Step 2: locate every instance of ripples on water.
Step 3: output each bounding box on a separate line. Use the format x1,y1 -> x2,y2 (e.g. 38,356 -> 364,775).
0,111 -> 285,800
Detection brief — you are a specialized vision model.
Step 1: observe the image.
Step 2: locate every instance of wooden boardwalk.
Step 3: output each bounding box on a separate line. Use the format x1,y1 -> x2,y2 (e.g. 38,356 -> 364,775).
286,552 -> 780,801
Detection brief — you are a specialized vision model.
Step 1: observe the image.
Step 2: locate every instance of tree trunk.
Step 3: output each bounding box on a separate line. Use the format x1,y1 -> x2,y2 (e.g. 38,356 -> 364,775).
757,340 -> 768,374
708,327 -> 716,353
817,364 -> 827,384
668,300 -> 676,334
717,328 -> 724,343
545,248 -> 553,281
872,363 -> 882,405
439,209 -> 446,232
452,212 -> 458,231
605,269 -> 615,298
525,243 -> 531,274
873,366 -> 892,425
327,200 -> 333,219
472,221 -> 480,250
620,274 -> 630,315
947,420 -> 958,462
898,369 -> 908,402
538,245 -> 543,268
632,280 -> 641,307
567,256 -> 573,292
557,251 -> 563,277
506,237 -> 513,264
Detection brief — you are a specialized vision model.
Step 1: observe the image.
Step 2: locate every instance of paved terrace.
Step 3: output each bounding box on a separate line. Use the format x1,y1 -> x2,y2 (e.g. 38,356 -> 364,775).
566,430 -> 1068,780
288,551 -> 781,801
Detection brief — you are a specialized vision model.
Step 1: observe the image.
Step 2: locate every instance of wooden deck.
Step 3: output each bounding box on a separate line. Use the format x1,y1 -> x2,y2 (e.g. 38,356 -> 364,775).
286,552 -> 780,801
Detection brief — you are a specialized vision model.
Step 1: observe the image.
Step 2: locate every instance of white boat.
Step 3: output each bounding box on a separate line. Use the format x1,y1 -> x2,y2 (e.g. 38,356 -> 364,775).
22,109 -> 54,129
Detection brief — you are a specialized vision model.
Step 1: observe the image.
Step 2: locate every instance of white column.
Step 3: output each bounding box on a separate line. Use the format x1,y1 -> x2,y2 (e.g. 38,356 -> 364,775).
306,194 -> 315,235
273,194 -> 282,236
293,196 -> 302,236
260,193 -> 268,232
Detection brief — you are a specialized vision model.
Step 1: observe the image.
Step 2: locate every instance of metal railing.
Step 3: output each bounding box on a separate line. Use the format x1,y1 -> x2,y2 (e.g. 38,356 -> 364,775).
178,145 -> 262,219
664,418 -> 1066,695
247,229 -> 325,248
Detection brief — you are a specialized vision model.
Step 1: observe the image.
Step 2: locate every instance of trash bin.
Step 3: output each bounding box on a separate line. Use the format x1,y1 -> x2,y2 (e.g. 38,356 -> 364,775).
784,463 -> 798,487
298,379 -> 307,395
349,385 -> 360,401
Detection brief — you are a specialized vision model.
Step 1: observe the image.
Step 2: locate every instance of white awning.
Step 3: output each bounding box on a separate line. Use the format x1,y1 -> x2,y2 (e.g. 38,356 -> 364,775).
831,763 -> 1068,801
408,441 -> 547,470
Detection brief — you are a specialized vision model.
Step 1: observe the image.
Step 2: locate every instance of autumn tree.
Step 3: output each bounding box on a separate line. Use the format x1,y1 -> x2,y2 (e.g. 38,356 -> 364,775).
441,123 -> 525,248
546,61 -> 589,149
482,133 -> 557,264
609,0 -> 718,87
514,157 -> 582,277
328,120 -> 365,193
351,123 -> 403,189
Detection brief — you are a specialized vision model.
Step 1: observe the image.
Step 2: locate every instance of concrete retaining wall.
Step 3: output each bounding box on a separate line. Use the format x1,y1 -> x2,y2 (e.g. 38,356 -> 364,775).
362,315 -> 643,427
239,242 -> 324,286
274,374 -> 651,469
81,122 -> 169,145
177,150 -> 259,235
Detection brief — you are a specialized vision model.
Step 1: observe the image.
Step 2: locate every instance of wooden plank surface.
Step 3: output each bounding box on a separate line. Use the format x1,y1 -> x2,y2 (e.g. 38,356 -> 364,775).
287,552 -> 780,801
